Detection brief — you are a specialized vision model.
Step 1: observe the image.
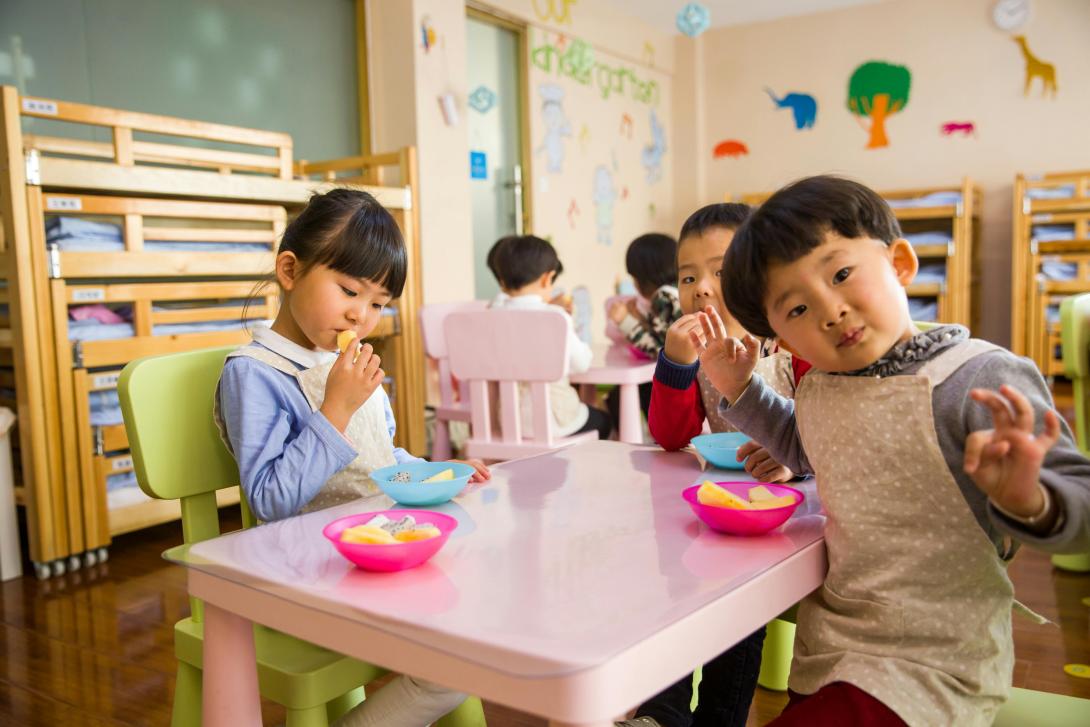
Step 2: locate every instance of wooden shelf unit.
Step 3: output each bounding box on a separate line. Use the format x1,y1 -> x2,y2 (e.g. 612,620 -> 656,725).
0,86 -> 426,576
1012,170 -> 1090,377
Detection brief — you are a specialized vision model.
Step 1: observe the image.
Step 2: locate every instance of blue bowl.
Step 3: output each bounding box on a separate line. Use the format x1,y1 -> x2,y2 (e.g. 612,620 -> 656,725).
690,432 -> 751,470
371,461 -> 474,506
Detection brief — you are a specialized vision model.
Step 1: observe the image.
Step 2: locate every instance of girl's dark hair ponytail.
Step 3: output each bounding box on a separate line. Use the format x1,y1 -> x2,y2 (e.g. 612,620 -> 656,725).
281,188 -> 408,297
242,188 -> 407,327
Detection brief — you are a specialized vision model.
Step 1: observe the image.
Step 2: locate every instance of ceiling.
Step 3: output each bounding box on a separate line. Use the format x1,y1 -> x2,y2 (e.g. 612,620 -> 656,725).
611,0 -> 893,32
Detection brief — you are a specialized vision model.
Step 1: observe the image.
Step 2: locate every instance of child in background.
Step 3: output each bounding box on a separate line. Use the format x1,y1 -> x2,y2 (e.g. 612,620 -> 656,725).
618,205 -> 801,727
488,235 -> 612,440
700,175 -> 1090,725
606,233 -> 683,421
216,188 -> 488,727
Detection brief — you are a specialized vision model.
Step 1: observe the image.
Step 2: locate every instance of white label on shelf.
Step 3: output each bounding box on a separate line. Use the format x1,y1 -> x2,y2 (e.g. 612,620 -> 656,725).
92,373 -> 119,389
1032,214 -> 1053,223
22,98 -> 58,115
72,288 -> 105,302
46,196 -> 82,211
112,456 -> 133,471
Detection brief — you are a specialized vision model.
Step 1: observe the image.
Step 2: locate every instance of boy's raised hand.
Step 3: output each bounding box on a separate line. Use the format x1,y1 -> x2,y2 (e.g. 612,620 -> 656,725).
321,341 -> 385,433
664,314 -> 706,364
690,305 -> 760,404
963,384 -> 1060,519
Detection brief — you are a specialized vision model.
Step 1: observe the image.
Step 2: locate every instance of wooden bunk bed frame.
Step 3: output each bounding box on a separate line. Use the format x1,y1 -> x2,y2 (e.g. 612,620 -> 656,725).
737,178 -> 981,329
1012,170 -> 1090,377
0,86 -> 425,578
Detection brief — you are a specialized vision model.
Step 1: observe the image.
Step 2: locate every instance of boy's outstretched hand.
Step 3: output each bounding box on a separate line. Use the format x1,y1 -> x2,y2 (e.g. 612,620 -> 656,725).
963,384 -> 1060,519
691,305 -> 760,404
737,440 -> 794,483
450,458 -> 491,484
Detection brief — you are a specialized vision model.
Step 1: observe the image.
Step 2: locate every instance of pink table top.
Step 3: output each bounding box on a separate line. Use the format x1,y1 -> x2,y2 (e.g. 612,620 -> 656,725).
168,441 -> 825,681
569,344 -> 656,386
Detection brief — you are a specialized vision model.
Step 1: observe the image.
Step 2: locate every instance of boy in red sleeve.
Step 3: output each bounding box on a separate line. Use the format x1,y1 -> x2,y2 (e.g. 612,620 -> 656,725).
618,205 -> 809,727
649,204 -> 809,479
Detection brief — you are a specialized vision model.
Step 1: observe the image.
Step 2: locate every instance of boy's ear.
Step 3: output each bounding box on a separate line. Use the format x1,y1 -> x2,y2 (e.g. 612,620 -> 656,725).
888,238 -> 919,287
538,270 -> 554,288
275,251 -> 300,291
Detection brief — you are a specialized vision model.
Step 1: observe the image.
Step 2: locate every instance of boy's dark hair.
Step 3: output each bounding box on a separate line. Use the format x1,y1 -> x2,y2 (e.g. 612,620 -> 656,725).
490,235 -> 563,290
626,233 -> 678,291
678,203 -> 752,243
721,175 -> 902,338
280,187 -> 408,297
486,236 -> 515,288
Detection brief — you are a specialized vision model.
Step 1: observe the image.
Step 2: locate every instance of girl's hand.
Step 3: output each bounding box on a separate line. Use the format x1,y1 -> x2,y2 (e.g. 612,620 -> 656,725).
608,300 -> 629,325
690,305 -> 760,403
963,384 -> 1060,518
737,440 -> 794,483
320,341 -> 384,433
451,458 -> 491,483
664,314 -> 706,365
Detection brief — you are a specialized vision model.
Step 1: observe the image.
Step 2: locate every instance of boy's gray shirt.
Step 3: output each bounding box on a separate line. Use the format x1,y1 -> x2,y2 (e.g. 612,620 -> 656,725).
719,325 -> 1090,557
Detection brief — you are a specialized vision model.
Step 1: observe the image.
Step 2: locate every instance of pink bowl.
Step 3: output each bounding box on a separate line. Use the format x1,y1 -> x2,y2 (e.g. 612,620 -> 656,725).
682,482 -> 803,536
323,510 -> 458,572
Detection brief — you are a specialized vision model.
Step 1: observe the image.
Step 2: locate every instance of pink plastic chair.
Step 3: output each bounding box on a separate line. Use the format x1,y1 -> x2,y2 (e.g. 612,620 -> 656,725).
445,308 -> 598,461
419,300 -> 489,460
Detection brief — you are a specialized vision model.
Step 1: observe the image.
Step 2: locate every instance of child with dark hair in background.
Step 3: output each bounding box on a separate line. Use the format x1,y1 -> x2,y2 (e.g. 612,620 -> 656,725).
488,235 -> 612,440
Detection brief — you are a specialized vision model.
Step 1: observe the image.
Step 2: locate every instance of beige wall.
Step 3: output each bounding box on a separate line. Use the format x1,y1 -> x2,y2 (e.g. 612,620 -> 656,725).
368,0 -> 681,332
695,0 -> 1090,345
368,0 -> 476,306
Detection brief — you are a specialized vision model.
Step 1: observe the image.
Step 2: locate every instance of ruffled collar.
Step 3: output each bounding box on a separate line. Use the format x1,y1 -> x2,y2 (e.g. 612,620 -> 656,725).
843,324 -> 969,378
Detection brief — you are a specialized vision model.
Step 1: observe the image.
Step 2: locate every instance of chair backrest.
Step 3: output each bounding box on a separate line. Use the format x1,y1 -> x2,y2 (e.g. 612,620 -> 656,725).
1061,293 -> 1090,455
419,300 -> 488,409
445,308 -> 570,451
604,294 -> 638,344
118,346 -> 254,546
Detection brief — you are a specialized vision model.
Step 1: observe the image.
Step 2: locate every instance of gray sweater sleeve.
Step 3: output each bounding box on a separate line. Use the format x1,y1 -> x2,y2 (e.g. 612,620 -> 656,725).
936,350 -> 1090,555
717,373 -> 813,475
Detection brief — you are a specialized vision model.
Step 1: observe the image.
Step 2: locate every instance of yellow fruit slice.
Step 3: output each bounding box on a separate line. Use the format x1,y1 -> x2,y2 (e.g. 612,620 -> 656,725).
340,524 -> 397,545
697,480 -> 752,509
394,526 -> 441,542
337,330 -> 357,354
422,468 -> 455,483
749,495 -> 797,510
748,485 -> 777,502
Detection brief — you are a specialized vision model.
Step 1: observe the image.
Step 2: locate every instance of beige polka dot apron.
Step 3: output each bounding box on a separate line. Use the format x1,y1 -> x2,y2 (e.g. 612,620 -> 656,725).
792,339 -> 1013,726
699,351 -> 796,433
214,345 -> 396,514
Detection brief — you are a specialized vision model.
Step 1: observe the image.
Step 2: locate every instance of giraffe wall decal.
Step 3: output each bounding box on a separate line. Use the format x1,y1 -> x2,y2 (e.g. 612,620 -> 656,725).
1013,35 -> 1058,98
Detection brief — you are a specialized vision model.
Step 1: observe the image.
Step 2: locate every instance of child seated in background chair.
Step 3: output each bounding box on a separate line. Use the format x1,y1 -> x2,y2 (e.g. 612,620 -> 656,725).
487,235 -> 612,440
699,175 -> 1090,725
606,233 -> 683,425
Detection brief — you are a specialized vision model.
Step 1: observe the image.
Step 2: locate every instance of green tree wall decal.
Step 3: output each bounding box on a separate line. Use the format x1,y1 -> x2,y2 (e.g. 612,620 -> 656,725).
847,61 -> 911,149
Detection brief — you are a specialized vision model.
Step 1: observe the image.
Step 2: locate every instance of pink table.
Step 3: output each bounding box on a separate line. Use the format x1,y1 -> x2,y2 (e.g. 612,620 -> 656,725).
167,441 -> 826,727
569,344 -> 656,444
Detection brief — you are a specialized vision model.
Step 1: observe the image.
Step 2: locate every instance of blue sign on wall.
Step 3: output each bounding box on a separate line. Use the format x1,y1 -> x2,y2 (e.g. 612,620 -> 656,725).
470,151 -> 487,180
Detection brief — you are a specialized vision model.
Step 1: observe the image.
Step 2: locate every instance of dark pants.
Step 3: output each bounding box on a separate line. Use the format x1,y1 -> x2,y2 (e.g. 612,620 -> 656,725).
771,682 -> 906,726
635,627 -> 766,727
575,404 -> 613,440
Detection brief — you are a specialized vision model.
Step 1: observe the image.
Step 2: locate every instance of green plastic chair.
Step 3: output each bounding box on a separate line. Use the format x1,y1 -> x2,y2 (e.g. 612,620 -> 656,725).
118,346 -> 486,727
1057,295 -> 1090,572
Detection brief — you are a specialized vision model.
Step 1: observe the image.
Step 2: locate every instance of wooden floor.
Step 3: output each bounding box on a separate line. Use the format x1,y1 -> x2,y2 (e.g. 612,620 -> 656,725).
0,507 -> 1086,726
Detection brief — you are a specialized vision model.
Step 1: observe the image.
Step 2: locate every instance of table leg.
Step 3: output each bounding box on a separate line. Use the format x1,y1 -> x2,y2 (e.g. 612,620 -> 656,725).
617,383 -> 642,444
203,603 -> 261,727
